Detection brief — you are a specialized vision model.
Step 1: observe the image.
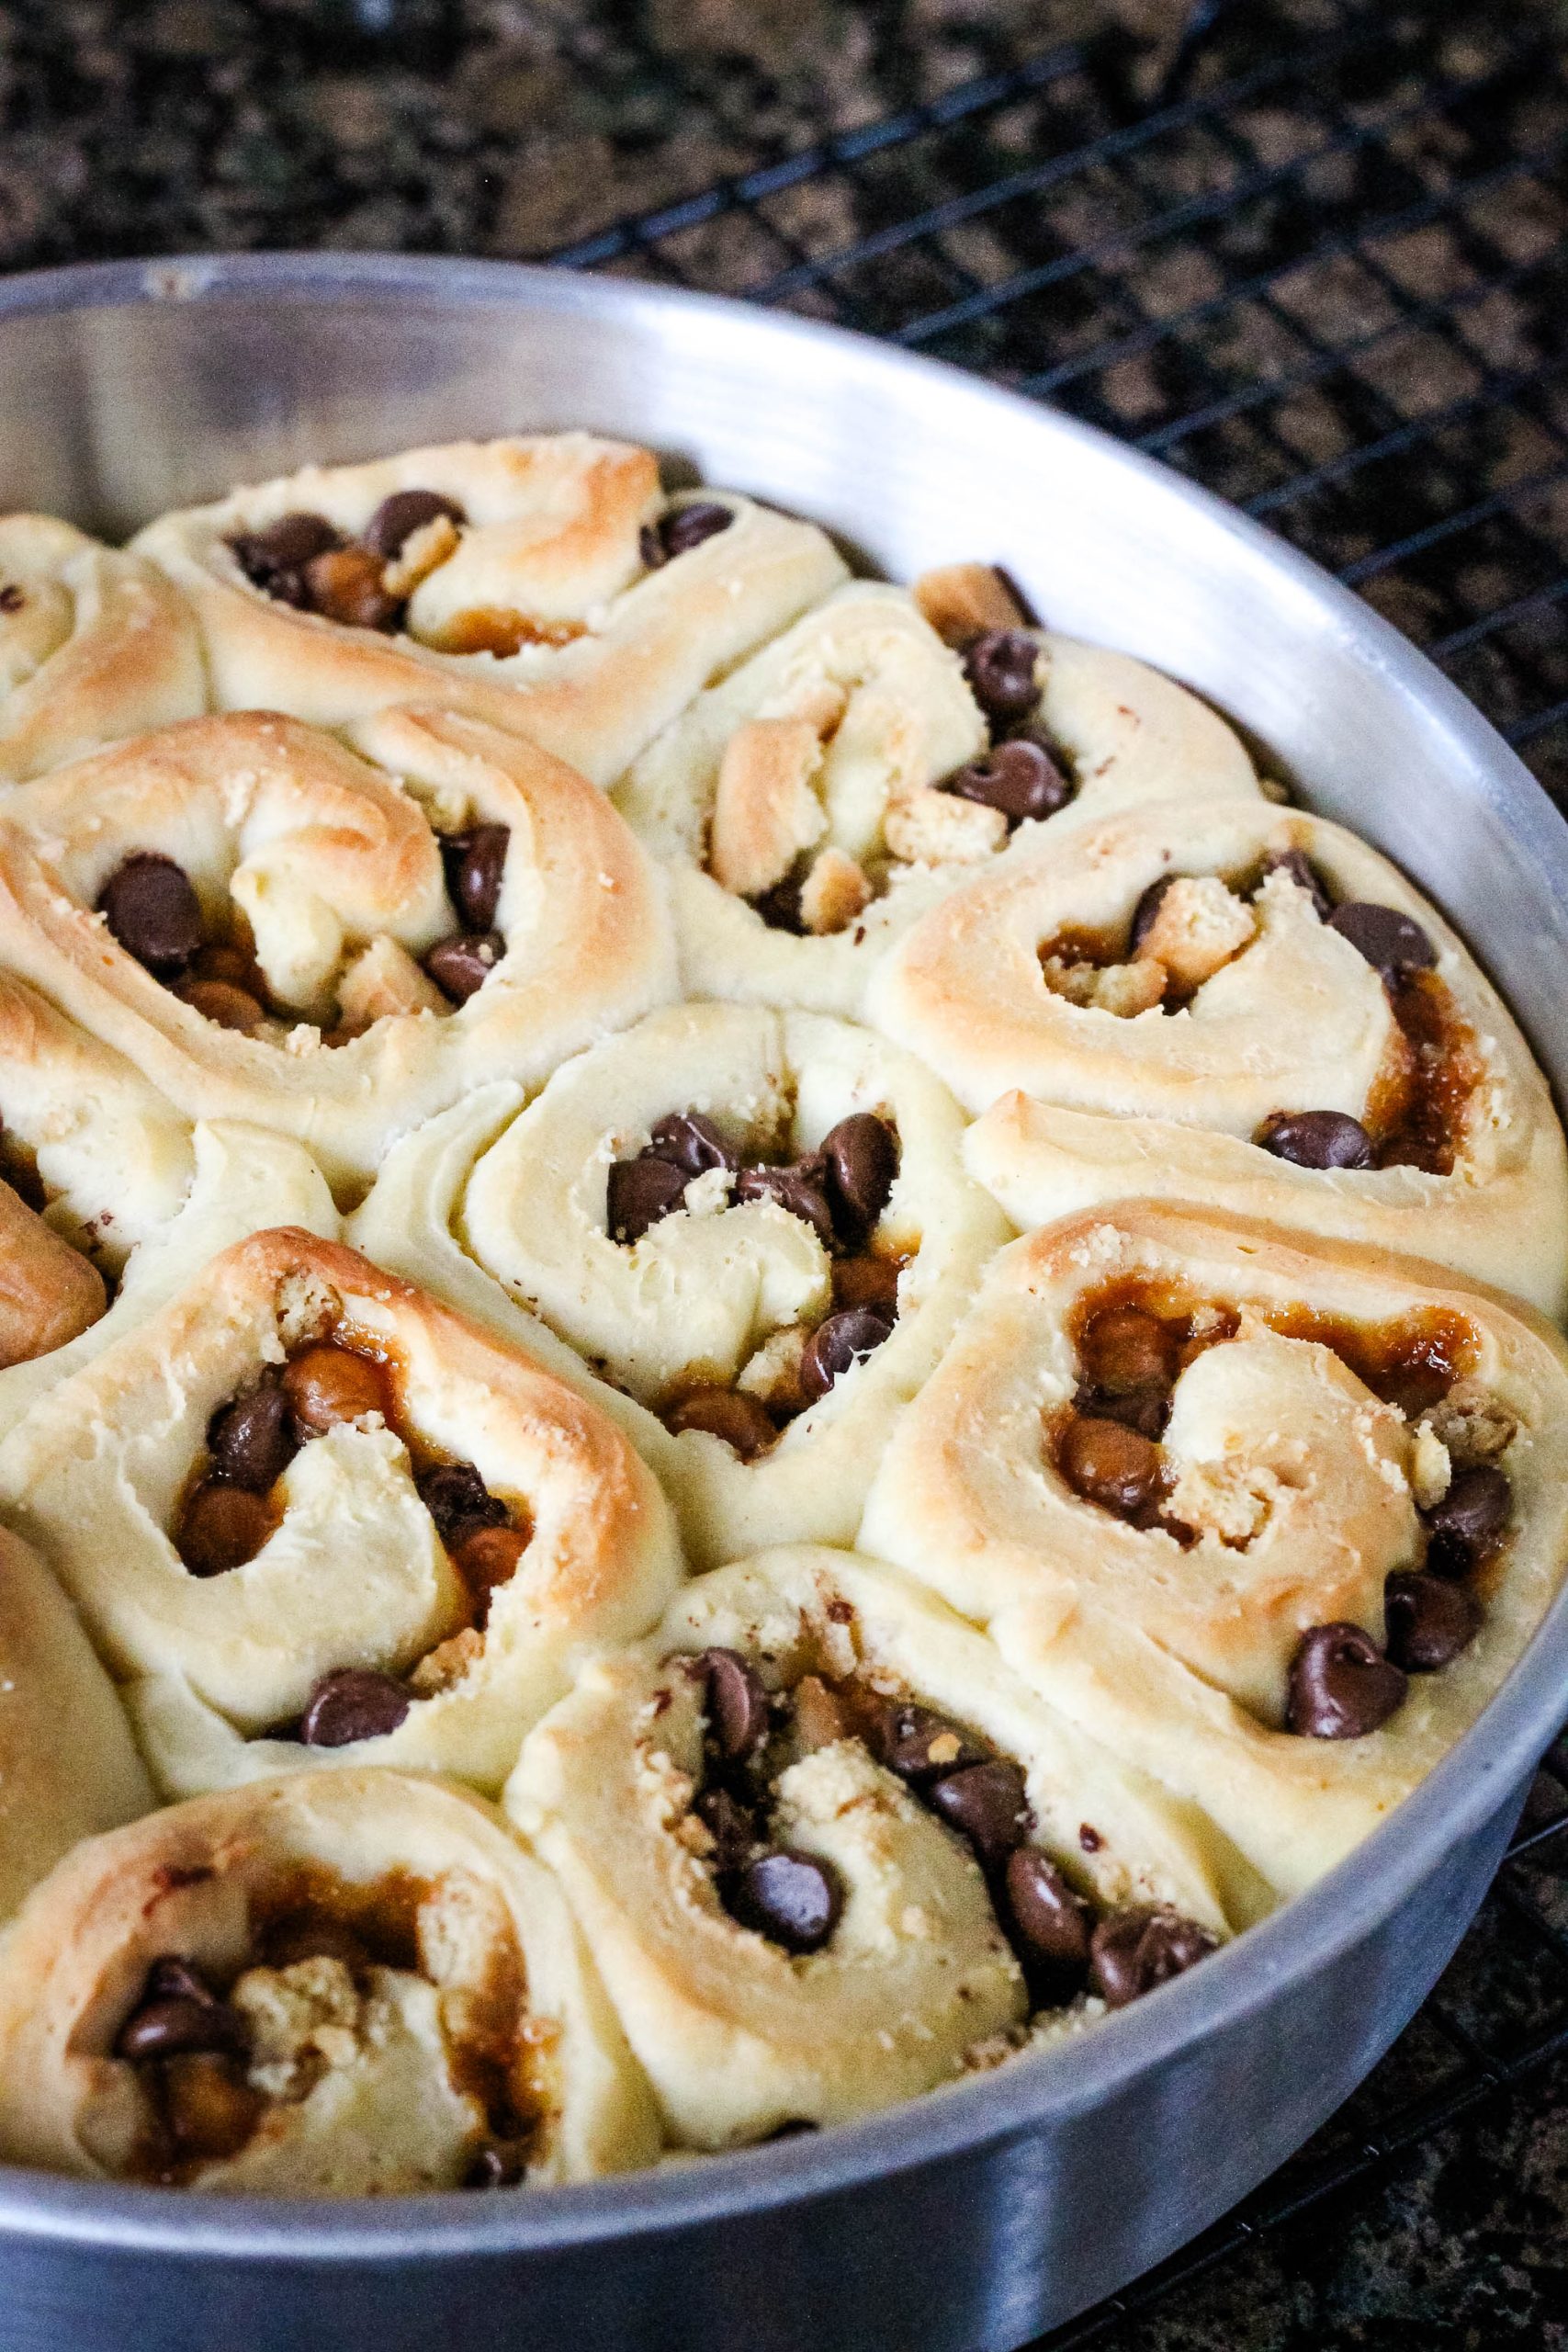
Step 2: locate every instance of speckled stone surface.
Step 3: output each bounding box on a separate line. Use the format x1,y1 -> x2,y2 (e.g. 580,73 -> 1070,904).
0,5 -> 1565,2347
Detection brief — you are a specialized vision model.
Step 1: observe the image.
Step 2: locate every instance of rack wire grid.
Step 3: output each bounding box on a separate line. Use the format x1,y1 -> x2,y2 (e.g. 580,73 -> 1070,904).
537,0 -> 1568,2342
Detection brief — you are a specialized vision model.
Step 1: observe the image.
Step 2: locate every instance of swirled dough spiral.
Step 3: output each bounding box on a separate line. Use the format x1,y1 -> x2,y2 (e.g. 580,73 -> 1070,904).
0,1121 -> 336,1443
613,584 -> 1265,1017
860,1204 -> 1568,1896
345,1001 -> 1009,1566
872,799 -> 1568,1313
0,515 -> 204,785
0,707 -> 676,1193
0,1528 -> 153,1923
506,1546 -> 1260,2150
133,435 -> 846,785
0,1770 -> 660,2190
0,965 -> 196,1272
0,1229 -> 683,1797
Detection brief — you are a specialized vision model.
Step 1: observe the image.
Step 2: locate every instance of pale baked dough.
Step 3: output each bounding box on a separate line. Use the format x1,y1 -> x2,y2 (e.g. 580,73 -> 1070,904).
0,966 -> 195,1272
0,1770 -> 660,2190
614,587 -> 1265,1017
0,707 -> 676,1195
0,1121 -> 336,1442
345,1003 -> 1009,1566
0,1229 -> 683,1796
0,1527 -> 153,1923
871,800 -> 1568,1315
0,516 -> 204,785
506,1546 -> 1265,2150
132,435 -> 846,786
860,1204 -> 1568,1897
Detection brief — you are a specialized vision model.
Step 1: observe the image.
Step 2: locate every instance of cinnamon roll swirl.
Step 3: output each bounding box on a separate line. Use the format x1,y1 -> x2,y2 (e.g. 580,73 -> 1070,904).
0,707 -> 675,1194
860,1204 -> 1568,1896
132,435 -> 844,785
871,801 -> 1568,1313
614,574 -> 1265,1018
0,1229 -> 683,1798
0,1770 -> 659,2190
506,1547 -> 1259,2150
0,515 -> 203,785
345,1001 -> 1008,1565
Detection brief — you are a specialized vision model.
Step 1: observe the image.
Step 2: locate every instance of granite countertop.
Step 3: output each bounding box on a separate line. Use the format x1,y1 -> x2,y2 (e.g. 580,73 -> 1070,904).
0,2 -> 1564,2345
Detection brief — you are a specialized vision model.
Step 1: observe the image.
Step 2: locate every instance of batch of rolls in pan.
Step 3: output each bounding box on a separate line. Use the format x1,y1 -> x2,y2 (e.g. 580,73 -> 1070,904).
0,434 -> 1560,2197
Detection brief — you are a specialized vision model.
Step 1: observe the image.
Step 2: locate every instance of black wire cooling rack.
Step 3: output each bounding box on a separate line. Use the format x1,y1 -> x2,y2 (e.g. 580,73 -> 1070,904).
537,1 -> 1568,2341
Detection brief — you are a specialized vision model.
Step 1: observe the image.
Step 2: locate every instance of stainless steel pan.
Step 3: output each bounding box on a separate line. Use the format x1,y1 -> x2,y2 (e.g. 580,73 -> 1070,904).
0,252 -> 1562,2352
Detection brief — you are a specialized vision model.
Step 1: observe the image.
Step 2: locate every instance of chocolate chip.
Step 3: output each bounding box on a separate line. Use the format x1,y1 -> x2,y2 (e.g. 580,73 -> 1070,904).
301,546 -> 402,632
656,503 -> 733,561
177,1480 -> 274,1577
695,1785 -> 758,1874
363,489 -> 466,560
1089,1906 -> 1216,2007
1260,848 -> 1334,919
299,1668 -> 412,1747
929,1759 -> 1031,1869
819,1114 -> 898,1241
424,931 -> 504,1004
1004,1849 -> 1091,1985
1129,874 -> 1179,953
1383,1571 -> 1482,1673
142,1958 -> 221,2007
416,1461 -> 508,1548
282,1344 -> 391,1436
1059,1416 -> 1162,1516
1080,1306 -> 1177,1397
1286,1623 -> 1407,1738
863,1699 -> 986,1787
750,876 -> 806,934
647,1112 -> 739,1177
1327,901 -> 1438,981
117,1997 -> 243,2064
1255,1110 -> 1375,1170
464,2143 -> 526,2190
697,1647 -> 771,1762
799,1305 -> 895,1402
440,825 -> 510,932
0,584 -> 24,615
831,1254 -> 902,1317
1424,1464 -> 1511,1575
175,978 -> 267,1034
1078,1824 -> 1103,1852
963,629 -> 1040,721
455,1525 -> 528,1615
229,512 -> 341,592
208,1373 -> 297,1493
664,1386 -> 780,1459
728,1849 -> 843,1954
98,853 -> 206,976
944,738 -> 1071,825
606,1153 -> 690,1243
116,1962 -> 247,2063
1077,1385 -> 1169,1440
735,1160 -> 837,1250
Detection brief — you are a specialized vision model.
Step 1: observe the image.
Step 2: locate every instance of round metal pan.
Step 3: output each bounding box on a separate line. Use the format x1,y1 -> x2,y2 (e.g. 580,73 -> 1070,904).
0,252 -> 1562,2352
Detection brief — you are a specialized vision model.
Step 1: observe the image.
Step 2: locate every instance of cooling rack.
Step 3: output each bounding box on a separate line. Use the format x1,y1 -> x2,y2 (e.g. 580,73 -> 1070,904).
537,2 -> 1568,2340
